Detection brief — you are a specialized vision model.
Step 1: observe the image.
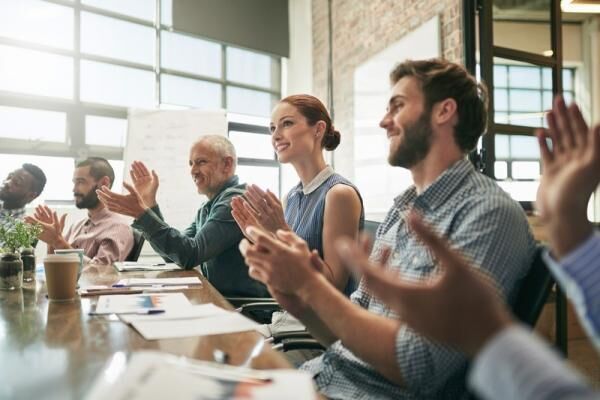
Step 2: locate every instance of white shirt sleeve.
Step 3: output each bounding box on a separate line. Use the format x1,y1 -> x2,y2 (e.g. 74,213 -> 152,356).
468,324 -> 596,400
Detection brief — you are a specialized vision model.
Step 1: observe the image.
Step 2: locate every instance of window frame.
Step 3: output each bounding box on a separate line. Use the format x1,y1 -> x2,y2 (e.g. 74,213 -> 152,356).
0,0 -> 283,199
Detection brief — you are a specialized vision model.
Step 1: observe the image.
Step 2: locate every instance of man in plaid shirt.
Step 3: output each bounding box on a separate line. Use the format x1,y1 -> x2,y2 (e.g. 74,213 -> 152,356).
241,59 -> 535,399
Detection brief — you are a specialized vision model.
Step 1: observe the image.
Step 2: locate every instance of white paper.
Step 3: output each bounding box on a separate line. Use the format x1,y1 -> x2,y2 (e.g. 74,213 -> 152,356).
119,303 -> 229,324
93,293 -> 192,315
131,312 -> 260,340
114,262 -> 182,272
115,277 -> 201,287
85,351 -> 317,400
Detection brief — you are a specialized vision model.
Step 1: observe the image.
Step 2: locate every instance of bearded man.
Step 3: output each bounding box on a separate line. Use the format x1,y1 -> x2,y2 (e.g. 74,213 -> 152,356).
26,157 -> 133,264
239,59 -> 536,399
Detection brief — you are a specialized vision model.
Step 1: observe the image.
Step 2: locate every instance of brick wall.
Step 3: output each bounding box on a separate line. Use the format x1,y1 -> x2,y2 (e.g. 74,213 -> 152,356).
311,0 -> 463,177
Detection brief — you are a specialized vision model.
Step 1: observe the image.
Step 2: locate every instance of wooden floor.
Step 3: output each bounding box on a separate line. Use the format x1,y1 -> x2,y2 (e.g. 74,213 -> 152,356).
536,301 -> 600,386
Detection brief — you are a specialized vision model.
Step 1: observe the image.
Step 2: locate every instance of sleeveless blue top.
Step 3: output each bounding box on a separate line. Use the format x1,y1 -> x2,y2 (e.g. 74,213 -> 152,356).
284,167 -> 364,295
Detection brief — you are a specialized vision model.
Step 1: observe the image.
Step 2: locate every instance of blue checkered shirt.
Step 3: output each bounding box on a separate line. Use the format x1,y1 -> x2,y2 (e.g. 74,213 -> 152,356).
301,159 -> 536,400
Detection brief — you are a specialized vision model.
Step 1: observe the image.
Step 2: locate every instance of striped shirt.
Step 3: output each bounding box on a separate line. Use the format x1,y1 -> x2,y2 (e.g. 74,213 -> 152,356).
267,167 -> 365,337
64,207 -> 133,265
469,325 -> 596,400
470,233 -> 600,400
301,159 -> 535,399
285,166 -> 364,295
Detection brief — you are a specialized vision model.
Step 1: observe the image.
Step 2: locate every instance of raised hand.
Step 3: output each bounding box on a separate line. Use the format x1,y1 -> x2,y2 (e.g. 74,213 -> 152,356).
231,196 -> 263,241
336,212 -> 512,356
96,182 -> 148,219
536,96 -> 600,258
31,205 -> 54,225
129,161 -> 159,207
25,208 -> 67,248
242,185 -> 289,234
240,227 -> 323,297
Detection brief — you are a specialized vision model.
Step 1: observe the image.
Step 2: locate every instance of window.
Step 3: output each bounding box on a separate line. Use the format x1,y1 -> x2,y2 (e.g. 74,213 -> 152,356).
0,106 -> 66,142
491,64 -> 576,201
493,64 -> 575,128
0,0 -> 283,202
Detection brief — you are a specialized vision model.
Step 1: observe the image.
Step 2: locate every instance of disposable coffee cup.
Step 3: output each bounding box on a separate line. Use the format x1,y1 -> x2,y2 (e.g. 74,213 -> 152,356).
44,254 -> 80,302
54,249 -> 85,282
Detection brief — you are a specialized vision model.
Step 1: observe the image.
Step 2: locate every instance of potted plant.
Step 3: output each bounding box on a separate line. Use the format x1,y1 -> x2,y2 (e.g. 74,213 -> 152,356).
0,218 -> 42,290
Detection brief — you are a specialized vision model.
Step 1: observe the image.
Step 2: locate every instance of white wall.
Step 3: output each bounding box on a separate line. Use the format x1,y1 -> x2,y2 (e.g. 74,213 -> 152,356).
286,0 -> 313,96
280,0 -> 314,195
352,16 -> 441,221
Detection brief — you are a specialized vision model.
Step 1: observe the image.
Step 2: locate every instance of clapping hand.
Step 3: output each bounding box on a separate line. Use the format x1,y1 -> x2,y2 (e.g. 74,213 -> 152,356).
96,182 -> 149,219
24,205 -> 67,248
232,184 -> 289,239
536,96 -> 600,258
336,211 -> 512,356
129,161 -> 159,207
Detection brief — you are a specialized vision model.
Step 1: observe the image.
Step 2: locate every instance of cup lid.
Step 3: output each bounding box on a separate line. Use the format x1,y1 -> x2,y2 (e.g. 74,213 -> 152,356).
54,248 -> 85,254
44,253 -> 81,262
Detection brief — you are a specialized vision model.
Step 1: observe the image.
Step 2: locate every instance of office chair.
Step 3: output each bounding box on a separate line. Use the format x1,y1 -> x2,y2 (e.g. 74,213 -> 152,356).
125,229 -> 145,262
363,219 -> 381,240
512,245 -> 554,326
467,244 -> 554,400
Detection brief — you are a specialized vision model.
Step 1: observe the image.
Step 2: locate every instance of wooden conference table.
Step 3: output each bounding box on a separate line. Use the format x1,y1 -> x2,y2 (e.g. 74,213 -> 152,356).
0,265 -> 291,400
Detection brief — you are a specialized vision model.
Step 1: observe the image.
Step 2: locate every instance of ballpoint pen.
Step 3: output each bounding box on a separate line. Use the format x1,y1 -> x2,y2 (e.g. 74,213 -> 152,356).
88,309 -> 165,316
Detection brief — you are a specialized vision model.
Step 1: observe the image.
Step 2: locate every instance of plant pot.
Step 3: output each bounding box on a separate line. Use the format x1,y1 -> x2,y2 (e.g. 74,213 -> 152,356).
0,252 -> 23,290
21,247 -> 36,283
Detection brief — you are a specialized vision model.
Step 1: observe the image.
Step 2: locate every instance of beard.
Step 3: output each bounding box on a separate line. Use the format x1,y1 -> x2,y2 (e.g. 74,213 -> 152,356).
388,110 -> 433,169
75,185 -> 100,209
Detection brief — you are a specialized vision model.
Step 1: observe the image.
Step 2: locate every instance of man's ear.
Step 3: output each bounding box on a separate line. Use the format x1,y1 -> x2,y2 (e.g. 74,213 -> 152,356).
432,98 -> 458,126
222,156 -> 234,174
98,176 -> 111,189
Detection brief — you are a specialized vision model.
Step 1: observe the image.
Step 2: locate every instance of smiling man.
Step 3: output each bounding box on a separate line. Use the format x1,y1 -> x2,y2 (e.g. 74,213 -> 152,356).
240,59 -> 535,399
0,163 -> 46,222
26,157 -> 133,264
97,135 -> 268,297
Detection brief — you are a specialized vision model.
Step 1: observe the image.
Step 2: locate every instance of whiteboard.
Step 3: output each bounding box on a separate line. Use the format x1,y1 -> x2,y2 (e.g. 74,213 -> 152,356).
124,109 -> 228,233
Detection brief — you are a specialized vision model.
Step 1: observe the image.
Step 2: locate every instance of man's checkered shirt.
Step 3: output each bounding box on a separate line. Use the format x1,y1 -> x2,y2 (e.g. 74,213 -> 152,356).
301,159 -> 536,400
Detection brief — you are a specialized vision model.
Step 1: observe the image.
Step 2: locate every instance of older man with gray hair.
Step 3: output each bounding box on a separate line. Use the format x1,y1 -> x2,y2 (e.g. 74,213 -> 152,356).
97,135 -> 268,297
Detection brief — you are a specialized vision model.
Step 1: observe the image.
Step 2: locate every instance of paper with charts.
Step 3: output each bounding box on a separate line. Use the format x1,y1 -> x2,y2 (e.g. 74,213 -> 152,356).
85,351 -> 317,400
93,293 -> 192,315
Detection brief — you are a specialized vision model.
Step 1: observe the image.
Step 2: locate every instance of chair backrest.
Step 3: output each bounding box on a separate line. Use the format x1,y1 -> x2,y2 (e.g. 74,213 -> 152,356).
512,245 -> 554,326
362,220 -> 381,240
125,229 -> 145,262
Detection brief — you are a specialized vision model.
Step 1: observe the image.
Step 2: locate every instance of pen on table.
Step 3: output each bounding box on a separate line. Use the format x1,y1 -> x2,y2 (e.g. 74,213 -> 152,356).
151,263 -> 166,266
88,309 -> 165,316
80,288 -> 143,296
132,309 -> 165,315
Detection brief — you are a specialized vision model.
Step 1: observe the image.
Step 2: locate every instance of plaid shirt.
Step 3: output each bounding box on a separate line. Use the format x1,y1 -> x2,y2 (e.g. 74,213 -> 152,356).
301,159 -> 536,400
0,205 -> 26,223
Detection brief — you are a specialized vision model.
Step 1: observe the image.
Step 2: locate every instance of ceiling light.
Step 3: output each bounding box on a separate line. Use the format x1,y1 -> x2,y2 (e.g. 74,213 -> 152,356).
561,0 -> 600,13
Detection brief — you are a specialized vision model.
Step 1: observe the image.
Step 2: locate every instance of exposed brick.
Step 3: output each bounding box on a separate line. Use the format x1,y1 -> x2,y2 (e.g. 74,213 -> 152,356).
311,0 -> 463,175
